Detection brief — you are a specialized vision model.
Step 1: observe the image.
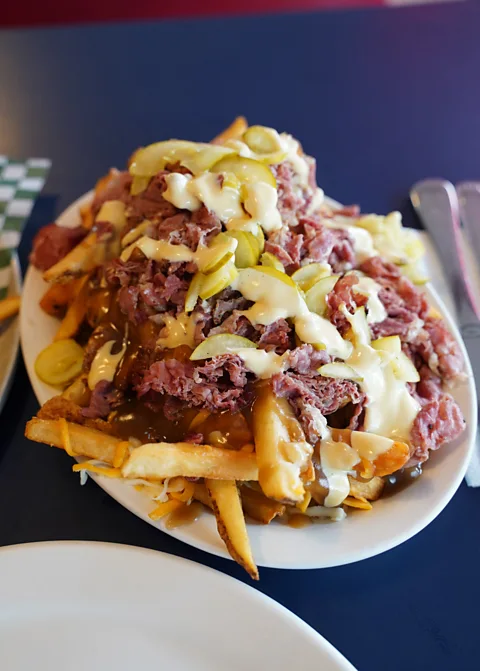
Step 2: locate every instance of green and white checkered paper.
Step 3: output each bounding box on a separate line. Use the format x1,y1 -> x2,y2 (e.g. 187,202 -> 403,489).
0,156 -> 51,298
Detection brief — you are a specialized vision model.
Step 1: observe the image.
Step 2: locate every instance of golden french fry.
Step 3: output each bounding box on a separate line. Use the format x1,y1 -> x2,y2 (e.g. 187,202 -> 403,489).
62,376 -> 89,405
211,116 -> 248,145
0,296 -> 20,322
54,275 -> 90,341
343,496 -> 372,511
25,418 -> 119,465
43,232 -> 106,283
348,475 -> 385,501
252,385 -> 312,504
193,483 -> 213,509
206,479 -> 259,580
39,280 -> 80,318
240,485 -> 286,524
37,395 -> 85,424
122,442 -> 259,482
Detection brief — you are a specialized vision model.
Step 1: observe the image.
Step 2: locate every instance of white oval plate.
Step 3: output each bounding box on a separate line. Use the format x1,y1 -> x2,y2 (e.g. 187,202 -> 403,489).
20,193 -> 477,570
0,255 -> 22,415
0,541 -> 357,671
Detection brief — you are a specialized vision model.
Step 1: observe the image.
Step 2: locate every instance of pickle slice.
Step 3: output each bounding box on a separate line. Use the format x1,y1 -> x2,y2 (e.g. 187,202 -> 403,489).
199,262 -> 239,300
242,125 -> 288,164
318,363 -> 364,382
260,252 -> 285,272
371,335 -> 402,354
291,263 -> 332,291
226,230 -> 260,268
251,264 -> 297,289
190,334 -> 257,361
211,155 -> 276,188
35,339 -> 84,387
305,275 -> 339,316
130,140 -> 198,177
185,273 -> 203,313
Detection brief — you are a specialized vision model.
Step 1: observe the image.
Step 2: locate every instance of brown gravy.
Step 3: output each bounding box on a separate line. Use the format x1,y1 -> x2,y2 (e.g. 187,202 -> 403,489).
165,502 -> 204,529
382,465 -> 423,497
288,514 -> 312,529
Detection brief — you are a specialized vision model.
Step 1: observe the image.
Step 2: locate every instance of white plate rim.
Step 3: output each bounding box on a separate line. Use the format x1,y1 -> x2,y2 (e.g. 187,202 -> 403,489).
20,191 -> 477,570
0,540 -> 357,671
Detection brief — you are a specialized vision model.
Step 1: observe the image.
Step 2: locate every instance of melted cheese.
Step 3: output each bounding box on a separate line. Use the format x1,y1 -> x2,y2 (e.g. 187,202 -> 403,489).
341,308 -> 421,442
350,431 -> 393,461
157,312 -> 199,349
279,133 -> 310,187
88,340 -> 127,390
320,439 -> 360,508
162,173 -> 201,211
354,276 -> 387,324
189,173 -> 244,222
236,349 -> 285,378
121,235 -> 237,271
324,216 -> 377,263
243,182 -> 283,232
233,268 -> 352,360
307,187 -> 325,215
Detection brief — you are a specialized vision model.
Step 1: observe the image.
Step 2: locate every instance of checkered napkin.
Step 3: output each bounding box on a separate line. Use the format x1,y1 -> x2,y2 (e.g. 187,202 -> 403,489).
0,156 -> 51,298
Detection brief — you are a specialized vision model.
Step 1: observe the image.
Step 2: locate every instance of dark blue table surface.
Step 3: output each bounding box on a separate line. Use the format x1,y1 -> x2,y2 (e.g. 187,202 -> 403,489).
1,3 -> 479,670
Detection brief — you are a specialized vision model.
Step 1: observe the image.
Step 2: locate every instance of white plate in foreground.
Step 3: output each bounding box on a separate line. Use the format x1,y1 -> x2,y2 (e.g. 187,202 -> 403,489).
0,256 -> 22,415
20,193 -> 477,570
0,541 -> 356,671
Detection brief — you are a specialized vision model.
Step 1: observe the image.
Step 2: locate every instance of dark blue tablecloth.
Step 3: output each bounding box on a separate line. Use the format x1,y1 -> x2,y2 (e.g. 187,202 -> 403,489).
1,3 -> 479,669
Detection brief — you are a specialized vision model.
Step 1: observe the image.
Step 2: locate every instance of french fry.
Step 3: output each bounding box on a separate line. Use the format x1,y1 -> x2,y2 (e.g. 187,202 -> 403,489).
193,483 -> 213,509
331,428 -> 410,478
252,385 -> 313,504
211,116 -> 248,145
54,275 -> 90,341
348,475 -> 384,501
62,376 -> 89,405
122,442 -> 259,482
0,296 -> 20,321
39,280 -> 80,318
240,486 -> 286,525
43,232 -> 106,283
37,395 -> 85,424
25,418 -> 119,464
206,479 -> 259,580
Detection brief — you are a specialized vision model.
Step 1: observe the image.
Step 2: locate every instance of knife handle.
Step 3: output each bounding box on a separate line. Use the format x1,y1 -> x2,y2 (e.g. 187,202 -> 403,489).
410,179 -> 480,322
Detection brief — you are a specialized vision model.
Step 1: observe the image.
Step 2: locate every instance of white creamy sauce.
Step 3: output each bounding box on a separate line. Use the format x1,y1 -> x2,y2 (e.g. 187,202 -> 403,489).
320,439 -> 360,508
162,173 -> 201,211
88,340 -> 127,390
307,187 -> 325,215
279,133 -> 310,187
354,276 -> 387,324
243,182 -> 283,232
157,312 -> 199,349
350,430 -> 394,461
236,348 -> 285,379
189,173 -> 244,222
233,268 -> 353,360
341,307 -> 421,442
324,216 -> 378,263
120,235 -> 237,272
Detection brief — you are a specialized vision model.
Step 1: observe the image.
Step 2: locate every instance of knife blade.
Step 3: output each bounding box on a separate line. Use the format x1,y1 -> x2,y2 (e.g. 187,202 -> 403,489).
410,179 -> 479,482
457,181 -> 480,271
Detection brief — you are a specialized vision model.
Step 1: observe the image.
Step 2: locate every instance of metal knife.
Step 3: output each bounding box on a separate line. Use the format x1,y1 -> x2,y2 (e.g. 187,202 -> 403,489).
457,181 -> 480,269
410,179 -> 479,483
